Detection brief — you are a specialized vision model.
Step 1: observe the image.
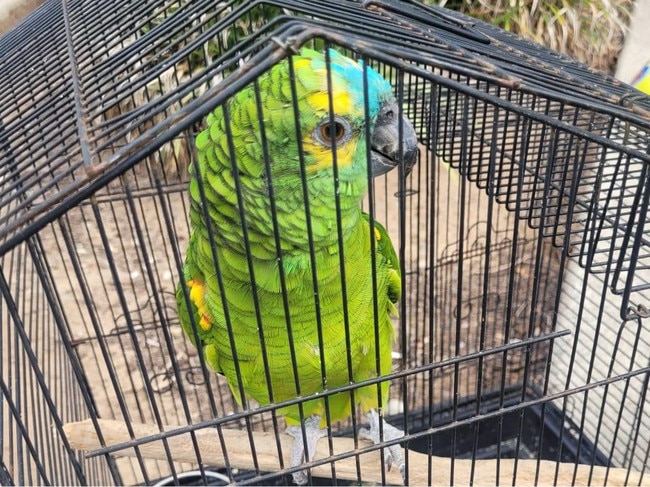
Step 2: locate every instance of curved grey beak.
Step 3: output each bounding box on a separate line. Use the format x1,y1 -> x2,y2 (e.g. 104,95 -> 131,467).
370,101 -> 418,177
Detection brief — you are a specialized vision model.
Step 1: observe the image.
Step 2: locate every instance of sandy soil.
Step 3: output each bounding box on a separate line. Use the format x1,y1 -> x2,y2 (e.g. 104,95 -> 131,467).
0,0 -> 44,34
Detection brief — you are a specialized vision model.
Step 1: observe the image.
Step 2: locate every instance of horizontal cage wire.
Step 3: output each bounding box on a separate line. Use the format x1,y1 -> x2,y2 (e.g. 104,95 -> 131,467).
1,0 -> 650,486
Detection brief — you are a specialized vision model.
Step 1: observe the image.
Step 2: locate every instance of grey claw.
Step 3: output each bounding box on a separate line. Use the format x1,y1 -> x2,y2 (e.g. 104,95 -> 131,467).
286,415 -> 327,485
395,462 -> 406,483
291,470 -> 308,486
358,409 -> 406,484
386,449 -> 393,471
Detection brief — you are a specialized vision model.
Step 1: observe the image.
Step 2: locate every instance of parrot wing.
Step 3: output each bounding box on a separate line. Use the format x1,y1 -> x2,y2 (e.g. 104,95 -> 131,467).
175,233 -> 223,376
362,211 -> 401,309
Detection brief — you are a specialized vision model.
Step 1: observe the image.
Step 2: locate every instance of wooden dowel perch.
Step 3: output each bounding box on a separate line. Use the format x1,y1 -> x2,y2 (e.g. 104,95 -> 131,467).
63,419 -> 646,486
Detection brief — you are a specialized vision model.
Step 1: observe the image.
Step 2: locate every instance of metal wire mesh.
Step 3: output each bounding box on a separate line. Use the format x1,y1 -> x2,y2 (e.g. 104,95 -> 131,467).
1,0 -> 650,485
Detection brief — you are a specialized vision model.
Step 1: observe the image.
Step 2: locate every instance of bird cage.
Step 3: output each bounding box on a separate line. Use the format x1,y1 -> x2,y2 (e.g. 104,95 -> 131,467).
1,0 -> 650,485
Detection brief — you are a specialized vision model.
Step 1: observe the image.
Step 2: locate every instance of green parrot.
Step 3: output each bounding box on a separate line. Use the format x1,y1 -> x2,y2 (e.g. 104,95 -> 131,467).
176,48 -> 418,484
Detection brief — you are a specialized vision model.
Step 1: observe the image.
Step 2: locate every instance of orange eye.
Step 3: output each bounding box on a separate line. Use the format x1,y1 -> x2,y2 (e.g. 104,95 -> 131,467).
320,121 -> 346,143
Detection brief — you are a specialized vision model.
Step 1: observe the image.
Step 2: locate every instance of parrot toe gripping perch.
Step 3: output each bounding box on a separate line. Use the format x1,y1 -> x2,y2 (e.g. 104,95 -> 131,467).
359,409 -> 406,481
286,415 -> 328,485
286,410 -> 406,485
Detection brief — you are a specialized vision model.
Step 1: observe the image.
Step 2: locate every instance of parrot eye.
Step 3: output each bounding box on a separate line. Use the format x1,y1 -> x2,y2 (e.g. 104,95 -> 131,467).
320,122 -> 346,142
314,116 -> 352,147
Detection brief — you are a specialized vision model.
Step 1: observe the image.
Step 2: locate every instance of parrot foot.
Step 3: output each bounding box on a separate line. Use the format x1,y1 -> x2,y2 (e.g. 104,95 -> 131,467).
285,415 -> 327,485
359,409 -> 406,483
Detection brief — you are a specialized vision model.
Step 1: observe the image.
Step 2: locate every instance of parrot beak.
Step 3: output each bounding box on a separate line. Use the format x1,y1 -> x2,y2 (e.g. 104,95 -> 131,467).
370,101 -> 418,177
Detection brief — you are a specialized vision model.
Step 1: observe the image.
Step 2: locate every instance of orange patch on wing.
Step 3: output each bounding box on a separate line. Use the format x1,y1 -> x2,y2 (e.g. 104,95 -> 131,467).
187,279 -> 212,331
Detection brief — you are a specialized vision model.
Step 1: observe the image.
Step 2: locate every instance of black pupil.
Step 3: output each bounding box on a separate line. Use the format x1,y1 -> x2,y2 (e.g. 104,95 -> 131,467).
323,122 -> 344,141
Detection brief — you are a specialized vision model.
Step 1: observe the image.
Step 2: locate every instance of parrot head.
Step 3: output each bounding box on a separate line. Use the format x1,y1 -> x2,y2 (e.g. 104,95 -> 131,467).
193,48 -> 418,248
288,48 -> 418,180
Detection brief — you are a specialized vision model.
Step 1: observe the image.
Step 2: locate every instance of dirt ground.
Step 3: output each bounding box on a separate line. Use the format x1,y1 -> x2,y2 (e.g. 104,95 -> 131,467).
0,0 -> 45,34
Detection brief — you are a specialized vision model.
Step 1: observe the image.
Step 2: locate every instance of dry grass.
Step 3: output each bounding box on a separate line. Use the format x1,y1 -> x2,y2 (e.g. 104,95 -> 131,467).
433,0 -> 632,73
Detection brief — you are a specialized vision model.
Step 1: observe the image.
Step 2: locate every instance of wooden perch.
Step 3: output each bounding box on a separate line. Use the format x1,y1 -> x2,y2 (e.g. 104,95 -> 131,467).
63,419 -> 646,486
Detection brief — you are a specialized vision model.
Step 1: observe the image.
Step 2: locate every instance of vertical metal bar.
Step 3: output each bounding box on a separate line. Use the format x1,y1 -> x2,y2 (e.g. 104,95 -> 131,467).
0,457 -> 15,486
504,106 -> 532,486
469,97 -> 500,484
617,161 -> 650,318
426,80 -> 440,487
322,46 -> 360,484
0,267 -> 61,486
248,74 -> 300,476
396,65 -> 411,487
284,53 -> 327,484
450,91 -> 471,486
188,102 -> 255,477
361,54 -> 384,486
